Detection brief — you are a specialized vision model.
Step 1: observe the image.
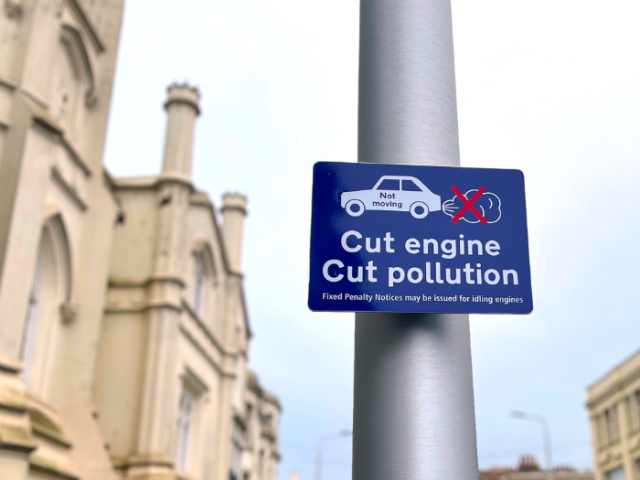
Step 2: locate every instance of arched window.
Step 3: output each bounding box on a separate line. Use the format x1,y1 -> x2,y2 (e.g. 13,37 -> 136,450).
175,387 -> 195,471
174,370 -> 207,473
190,243 -> 216,319
192,253 -> 206,317
50,25 -> 97,143
19,215 -> 71,393
230,420 -> 245,480
20,250 -> 44,385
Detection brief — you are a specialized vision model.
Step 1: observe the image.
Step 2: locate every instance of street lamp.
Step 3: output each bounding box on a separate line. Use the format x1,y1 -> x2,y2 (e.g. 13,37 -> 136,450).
315,429 -> 352,480
511,411 -> 554,480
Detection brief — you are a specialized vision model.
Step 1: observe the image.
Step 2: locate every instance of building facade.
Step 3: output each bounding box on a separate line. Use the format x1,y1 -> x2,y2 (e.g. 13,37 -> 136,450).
498,473 -> 594,480
587,349 -> 640,480
480,470 -> 594,480
0,1 -> 281,480
480,473 -> 594,480
480,456 -> 594,480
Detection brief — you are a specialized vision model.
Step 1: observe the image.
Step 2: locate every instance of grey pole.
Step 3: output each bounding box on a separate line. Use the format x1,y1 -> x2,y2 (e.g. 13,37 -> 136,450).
315,430 -> 352,480
512,411 -> 555,480
353,0 -> 479,479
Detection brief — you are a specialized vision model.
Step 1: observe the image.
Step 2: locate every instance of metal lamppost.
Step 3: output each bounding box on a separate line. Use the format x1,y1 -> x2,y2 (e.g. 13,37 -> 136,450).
315,429 -> 352,480
511,411 -> 554,480
353,0 -> 479,478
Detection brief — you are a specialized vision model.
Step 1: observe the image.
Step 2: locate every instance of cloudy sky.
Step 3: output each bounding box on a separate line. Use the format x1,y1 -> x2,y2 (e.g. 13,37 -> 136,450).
103,0 -> 640,478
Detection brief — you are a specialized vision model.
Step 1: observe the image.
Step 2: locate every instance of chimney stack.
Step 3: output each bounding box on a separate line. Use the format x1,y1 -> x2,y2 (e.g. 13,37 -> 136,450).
161,83 -> 200,178
221,193 -> 248,274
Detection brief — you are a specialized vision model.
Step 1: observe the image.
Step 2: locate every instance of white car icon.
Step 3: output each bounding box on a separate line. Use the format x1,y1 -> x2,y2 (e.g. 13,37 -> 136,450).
341,175 -> 442,219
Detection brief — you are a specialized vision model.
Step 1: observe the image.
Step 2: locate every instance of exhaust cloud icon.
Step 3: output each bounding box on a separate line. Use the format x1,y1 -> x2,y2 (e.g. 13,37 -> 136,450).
443,189 -> 502,224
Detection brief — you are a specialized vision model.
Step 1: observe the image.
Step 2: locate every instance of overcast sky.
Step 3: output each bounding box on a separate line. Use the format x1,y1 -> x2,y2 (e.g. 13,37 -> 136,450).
103,1 -> 640,478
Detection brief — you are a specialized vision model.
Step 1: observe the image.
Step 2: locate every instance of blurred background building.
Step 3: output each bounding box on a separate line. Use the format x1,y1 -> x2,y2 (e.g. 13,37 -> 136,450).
587,349 -> 640,480
0,1 -> 280,480
480,456 -> 594,480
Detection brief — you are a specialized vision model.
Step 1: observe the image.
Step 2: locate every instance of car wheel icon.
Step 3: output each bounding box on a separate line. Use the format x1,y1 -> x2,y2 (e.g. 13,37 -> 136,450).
410,202 -> 429,219
346,199 -> 365,217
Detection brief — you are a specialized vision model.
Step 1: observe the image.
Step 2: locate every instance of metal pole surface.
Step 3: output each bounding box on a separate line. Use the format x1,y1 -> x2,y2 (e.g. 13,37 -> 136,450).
353,0 -> 479,479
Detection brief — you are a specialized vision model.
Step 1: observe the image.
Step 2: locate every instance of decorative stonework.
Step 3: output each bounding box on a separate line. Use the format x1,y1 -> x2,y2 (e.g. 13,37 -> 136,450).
55,2 -> 64,18
0,354 -> 22,375
85,90 -> 98,108
4,0 -> 22,18
60,303 -> 78,323
79,0 -> 96,11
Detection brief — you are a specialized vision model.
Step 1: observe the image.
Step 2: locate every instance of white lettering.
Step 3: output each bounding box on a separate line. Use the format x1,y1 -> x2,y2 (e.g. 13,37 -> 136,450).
366,260 -> 378,282
407,267 -> 423,284
366,237 -> 381,253
388,267 -> 405,287
347,266 -> 363,283
405,238 -> 420,254
384,232 -> 395,253
323,260 -> 344,283
341,230 -> 362,253
484,269 -> 500,285
486,240 -> 500,256
441,239 -> 456,259
503,269 -> 519,285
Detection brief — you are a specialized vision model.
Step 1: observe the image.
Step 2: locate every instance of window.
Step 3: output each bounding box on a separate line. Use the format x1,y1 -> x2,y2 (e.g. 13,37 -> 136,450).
51,26 -> 97,146
175,388 -> 195,472
260,412 -> 273,429
402,180 -> 422,191
598,413 -> 608,447
606,467 -> 625,480
599,406 -> 620,446
192,253 -> 206,317
20,253 -> 44,385
245,404 -> 253,441
636,459 -> 640,479
230,421 -> 245,480
629,391 -> 640,431
190,244 -> 217,321
17,215 -> 71,397
377,179 -> 400,190
606,406 -> 619,444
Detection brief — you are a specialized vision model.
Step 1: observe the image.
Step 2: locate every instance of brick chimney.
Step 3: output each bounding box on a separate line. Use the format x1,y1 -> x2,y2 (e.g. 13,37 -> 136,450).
518,455 -> 540,472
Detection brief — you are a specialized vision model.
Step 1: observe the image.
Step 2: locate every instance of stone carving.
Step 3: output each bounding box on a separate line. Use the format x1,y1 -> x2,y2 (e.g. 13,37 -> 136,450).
4,0 -> 22,18
60,303 -> 78,323
54,0 -> 64,18
260,412 -> 273,427
85,90 -> 98,108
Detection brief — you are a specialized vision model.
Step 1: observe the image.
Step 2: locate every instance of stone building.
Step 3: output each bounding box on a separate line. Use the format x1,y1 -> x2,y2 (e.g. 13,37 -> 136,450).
0,1 -> 281,480
495,473 -> 594,480
587,349 -> 640,480
480,456 -> 594,480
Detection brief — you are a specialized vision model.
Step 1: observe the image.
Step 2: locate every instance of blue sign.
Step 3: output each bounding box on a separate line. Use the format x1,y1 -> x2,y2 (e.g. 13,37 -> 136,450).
308,162 -> 533,314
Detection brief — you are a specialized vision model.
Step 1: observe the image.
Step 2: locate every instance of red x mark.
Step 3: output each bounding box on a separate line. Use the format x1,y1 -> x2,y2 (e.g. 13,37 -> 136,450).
450,186 -> 488,224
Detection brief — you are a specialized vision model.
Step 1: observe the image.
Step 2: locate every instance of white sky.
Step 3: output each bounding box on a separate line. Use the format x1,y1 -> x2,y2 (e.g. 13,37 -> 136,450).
104,1 -> 640,478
